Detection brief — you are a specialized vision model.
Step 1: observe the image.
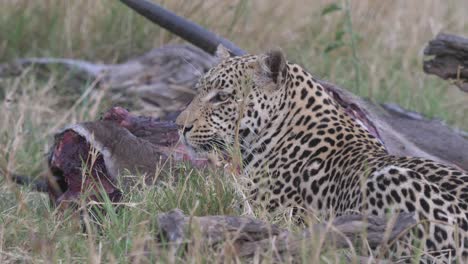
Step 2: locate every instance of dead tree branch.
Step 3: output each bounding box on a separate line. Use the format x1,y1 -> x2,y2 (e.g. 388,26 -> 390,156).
157,209 -> 415,261
424,33 -> 468,92
119,0 -> 246,56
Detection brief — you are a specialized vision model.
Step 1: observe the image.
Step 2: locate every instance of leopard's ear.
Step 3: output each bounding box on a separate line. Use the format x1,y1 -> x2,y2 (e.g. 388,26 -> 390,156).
256,49 -> 287,85
215,44 -> 231,60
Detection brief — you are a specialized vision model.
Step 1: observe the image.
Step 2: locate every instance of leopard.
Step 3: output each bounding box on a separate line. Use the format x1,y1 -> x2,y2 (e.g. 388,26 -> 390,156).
176,45 -> 468,262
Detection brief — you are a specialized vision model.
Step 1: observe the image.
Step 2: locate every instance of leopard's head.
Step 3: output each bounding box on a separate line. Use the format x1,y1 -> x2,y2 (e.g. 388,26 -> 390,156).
176,45 -> 288,153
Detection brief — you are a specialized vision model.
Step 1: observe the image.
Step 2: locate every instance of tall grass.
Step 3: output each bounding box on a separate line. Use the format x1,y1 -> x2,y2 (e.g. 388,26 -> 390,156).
0,0 -> 468,263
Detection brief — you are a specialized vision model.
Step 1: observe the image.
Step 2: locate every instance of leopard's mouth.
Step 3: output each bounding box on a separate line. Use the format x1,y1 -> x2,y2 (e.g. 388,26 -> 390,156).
190,140 -> 225,155
179,133 -> 228,155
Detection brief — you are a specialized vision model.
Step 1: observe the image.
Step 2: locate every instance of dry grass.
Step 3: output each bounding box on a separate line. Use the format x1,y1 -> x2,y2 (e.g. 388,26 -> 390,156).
0,0 -> 468,263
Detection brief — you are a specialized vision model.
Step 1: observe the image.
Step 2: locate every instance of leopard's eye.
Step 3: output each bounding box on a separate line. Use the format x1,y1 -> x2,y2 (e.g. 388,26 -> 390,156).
211,92 -> 230,103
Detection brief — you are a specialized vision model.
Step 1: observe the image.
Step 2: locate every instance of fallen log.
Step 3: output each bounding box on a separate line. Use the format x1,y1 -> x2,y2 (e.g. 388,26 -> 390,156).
423,33 -> 468,92
157,209 -> 416,262
0,44 -> 215,118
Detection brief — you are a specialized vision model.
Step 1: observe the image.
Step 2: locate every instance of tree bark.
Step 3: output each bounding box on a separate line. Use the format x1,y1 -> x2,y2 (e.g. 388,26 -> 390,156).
157,209 -> 415,262
423,33 -> 468,92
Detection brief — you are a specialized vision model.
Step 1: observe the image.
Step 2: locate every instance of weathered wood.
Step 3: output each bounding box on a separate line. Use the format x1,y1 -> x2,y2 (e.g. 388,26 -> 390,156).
157,209 -> 416,261
0,44 -> 215,118
423,33 -> 468,92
